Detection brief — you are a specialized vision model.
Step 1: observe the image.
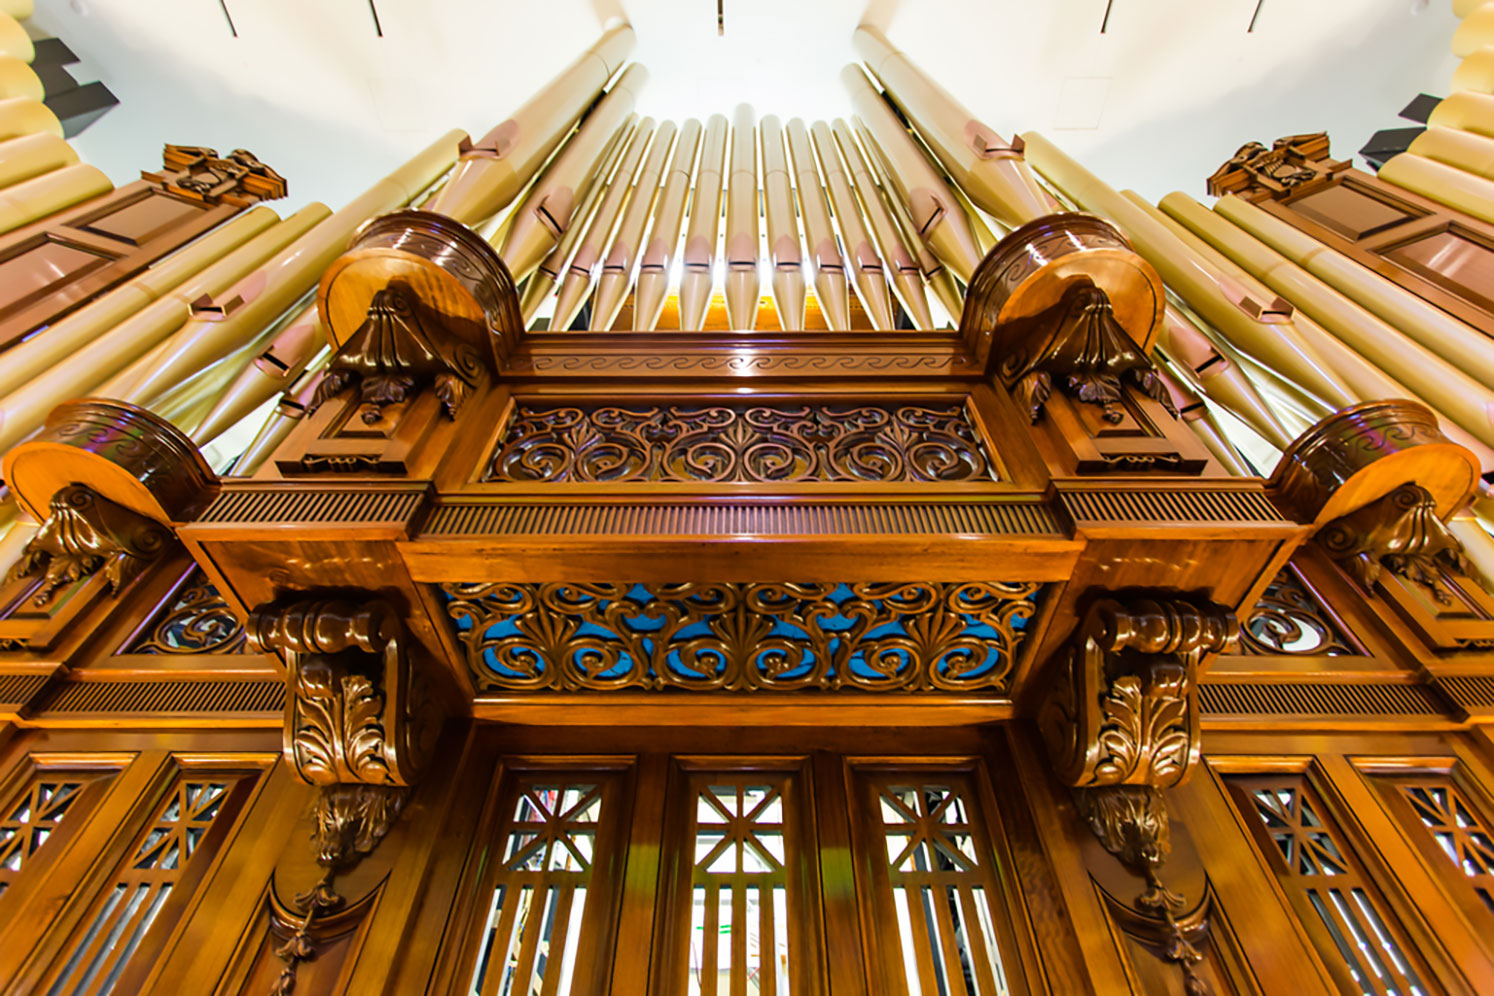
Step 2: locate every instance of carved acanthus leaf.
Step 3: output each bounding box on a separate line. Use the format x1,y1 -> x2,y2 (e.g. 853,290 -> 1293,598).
1318,483 -> 1476,605
7,485 -> 169,606
997,278 -> 1176,424
1039,595 -> 1234,788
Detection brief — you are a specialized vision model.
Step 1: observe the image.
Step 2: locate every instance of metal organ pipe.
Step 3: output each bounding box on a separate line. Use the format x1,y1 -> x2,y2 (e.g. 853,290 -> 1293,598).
786,118 -> 850,330
725,104 -> 761,330
635,118 -> 703,331
591,119 -> 676,331
678,113 -> 728,331
813,120 -> 894,329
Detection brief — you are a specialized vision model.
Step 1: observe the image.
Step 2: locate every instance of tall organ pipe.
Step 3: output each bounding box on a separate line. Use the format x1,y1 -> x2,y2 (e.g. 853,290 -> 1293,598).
498,63 -> 648,282
678,114 -> 728,331
0,132 -> 75,190
635,118 -> 703,330
787,118 -> 850,330
760,115 -> 806,329
428,23 -> 635,226
592,119 -> 676,330
725,104 -> 761,329
190,301 -> 323,444
842,65 -> 980,283
814,120 -> 894,328
1155,304 -> 1293,450
852,25 -> 1050,228
831,119 -> 931,327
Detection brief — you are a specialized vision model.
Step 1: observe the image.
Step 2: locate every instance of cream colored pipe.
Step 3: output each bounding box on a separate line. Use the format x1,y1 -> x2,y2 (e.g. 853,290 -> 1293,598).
1213,193 -> 1494,389
1162,191 -> 1494,450
787,118 -> 850,330
1021,131 -> 1354,409
551,119 -> 655,331
121,131 -> 461,404
0,132 -> 75,190
859,120 -> 963,321
1428,89 -> 1494,137
1155,304 -> 1293,449
0,205 -> 279,401
1155,367 -> 1254,476
191,301 -> 322,444
813,120 -> 893,329
635,118 -> 702,331
0,97 -> 58,141
760,115 -> 805,330
844,66 -> 980,283
1455,5 -> 1494,56
1451,514 -> 1494,593
0,162 -> 109,234
429,23 -> 635,226
521,120 -> 635,326
230,366 -> 325,477
0,56 -> 39,100
949,179 -> 999,255
1408,125 -> 1494,177
0,15 -> 31,62
151,325 -> 281,434
0,207 -> 324,457
831,118 -> 930,327
679,114 -> 728,331
592,119 -> 675,330
498,64 -> 647,282
725,104 -> 761,330
1453,46 -> 1494,93
0,517 -> 36,579
1456,0 -> 1486,17
0,2 -> 32,19
852,25 -> 1048,228
1379,151 -> 1494,225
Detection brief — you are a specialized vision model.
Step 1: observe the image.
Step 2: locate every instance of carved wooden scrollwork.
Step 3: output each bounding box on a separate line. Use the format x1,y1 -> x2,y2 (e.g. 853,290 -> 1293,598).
1078,785 -> 1213,995
996,277 -> 1176,425
147,144 -> 288,205
1318,483 -> 1477,605
7,485 -> 170,606
1039,595 -> 1235,788
1206,132 -> 1343,200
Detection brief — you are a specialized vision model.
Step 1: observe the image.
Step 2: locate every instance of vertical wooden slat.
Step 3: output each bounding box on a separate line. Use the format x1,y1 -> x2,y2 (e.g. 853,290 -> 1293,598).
509,883 -> 550,996
902,884 -> 942,995
539,883 -> 577,996
702,881 -> 720,996
481,886 -> 527,996
958,885 -> 1001,996
759,884 -> 776,996
929,881 -> 967,994
730,881 -> 747,996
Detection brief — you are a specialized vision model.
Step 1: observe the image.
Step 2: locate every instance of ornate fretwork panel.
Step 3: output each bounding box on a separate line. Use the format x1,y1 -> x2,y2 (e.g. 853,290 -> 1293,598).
443,582 -> 1042,694
1226,774 -> 1430,996
1376,774 -> 1494,925
853,771 -> 1016,996
1239,566 -> 1360,657
0,778 -> 95,898
40,773 -> 251,996
462,771 -> 627,996
484,403 -> 998,483
121,568 -> 247,656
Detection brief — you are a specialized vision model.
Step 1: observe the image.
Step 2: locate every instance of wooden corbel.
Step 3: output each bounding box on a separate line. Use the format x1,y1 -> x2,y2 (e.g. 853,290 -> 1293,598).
247,597 -> 441,996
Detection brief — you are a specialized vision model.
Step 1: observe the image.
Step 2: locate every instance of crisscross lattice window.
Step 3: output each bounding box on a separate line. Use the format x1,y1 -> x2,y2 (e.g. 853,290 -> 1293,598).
0,777 -> 98,898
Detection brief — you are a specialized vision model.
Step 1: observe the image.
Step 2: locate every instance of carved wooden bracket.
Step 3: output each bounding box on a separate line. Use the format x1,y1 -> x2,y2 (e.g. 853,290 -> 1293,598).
1206,132 -> 1345,201
6,485 -> 170,606
1039,595 -> 1235,789
144,144 -> 288,206
1318,483 -> 1477,603
248,596 -> 442,996
1078,785 -> 1213,995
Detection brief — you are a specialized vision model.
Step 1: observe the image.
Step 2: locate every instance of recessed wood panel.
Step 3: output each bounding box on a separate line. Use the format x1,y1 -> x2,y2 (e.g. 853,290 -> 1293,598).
1381,226 -> 1494,315
0,238 -> 111,312
1287,183 -> 1418,240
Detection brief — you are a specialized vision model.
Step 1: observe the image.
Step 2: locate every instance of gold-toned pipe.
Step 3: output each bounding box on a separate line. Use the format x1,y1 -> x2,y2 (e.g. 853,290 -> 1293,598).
760,115 -> 805,330
191,301 -> 323,444
1409,125 -> 1494,178
0,2 -> 32,22
787,118 -> 850,330
0,515 -> 36,578
1456,0 -> 1484,17
122,131 -> 462,404
831,118 -> 930,327
1453,45 -> 1494,93
1155,304 -> 1293,450
1154,366 -> 1254,476
0,206 -> 325,456
0,55 -> 40,100
429,23 -> 635,226
592,119 -> 676,330
0,161 -> 110,234
1379,151 -> 1494,225
149,314 -> 288,435
230,365 -> 326,477
725,104 -> 761,330
635,118 -> 702,331
1214,194 -> 1494,390
0,205 -> 279,401
1457,10 -> 1494,59
679,113 -> 728,331
842,65 -> 981,282
1162,190 -> 1494,451
852,25 -> 1049,227
0,96 -> 58,140
0,131 -> 75,190
551,119 -> 655,331
1451,514 -> 1494,592
854,119 -> 962,322
0,17 -> 31,64
813,120 -> 893,329
522,119 -> 636,326
498,64 -> 648,282
1428,90 -> 1494,136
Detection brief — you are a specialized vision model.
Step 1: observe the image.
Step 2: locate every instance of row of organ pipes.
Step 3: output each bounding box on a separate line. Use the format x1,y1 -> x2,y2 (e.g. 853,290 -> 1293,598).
2,17 -> 1494,578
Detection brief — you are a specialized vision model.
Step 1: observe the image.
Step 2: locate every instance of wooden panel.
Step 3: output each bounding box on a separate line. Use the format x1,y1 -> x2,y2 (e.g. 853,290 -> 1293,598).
1381,225 -> 1494,314
1287,183 -> 1420,240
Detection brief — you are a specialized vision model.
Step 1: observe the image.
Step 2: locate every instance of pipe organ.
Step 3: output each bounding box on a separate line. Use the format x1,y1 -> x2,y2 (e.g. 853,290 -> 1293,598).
3,8 -> 1494,996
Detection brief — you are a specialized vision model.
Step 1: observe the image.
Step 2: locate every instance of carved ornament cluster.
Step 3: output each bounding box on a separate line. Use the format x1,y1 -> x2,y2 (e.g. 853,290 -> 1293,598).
125,568 -> 247,655
1318,483 -> 1477,605
1239,567 -> 1359,656
1206,132 -> 1342,199
485,403 -> 997,483
7,485 -> 169,606
443,581 -> 1041,694
150,144 -> 288,204
1039,596 -> 1234,789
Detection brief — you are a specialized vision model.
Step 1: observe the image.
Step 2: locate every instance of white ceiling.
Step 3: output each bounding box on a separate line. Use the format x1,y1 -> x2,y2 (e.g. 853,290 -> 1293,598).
31,0 -> 1462,215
